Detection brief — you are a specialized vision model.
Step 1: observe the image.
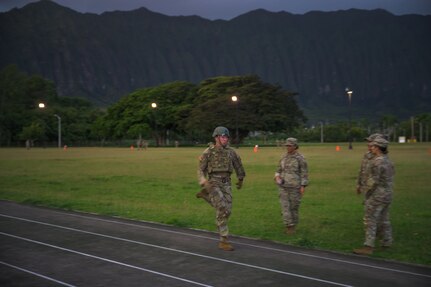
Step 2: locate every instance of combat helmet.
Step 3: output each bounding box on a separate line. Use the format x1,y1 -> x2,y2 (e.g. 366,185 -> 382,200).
212,126 -> 230,137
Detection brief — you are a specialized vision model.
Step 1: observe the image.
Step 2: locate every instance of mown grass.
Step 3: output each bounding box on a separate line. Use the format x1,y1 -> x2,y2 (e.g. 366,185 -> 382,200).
0,144 -> 430,265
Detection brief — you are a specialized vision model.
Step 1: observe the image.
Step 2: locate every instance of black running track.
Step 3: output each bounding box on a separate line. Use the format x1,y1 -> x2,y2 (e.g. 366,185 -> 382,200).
1,200 -> 430,286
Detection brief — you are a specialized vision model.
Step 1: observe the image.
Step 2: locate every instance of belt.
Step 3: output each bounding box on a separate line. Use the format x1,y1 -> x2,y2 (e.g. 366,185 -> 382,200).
209,173 -> 231,183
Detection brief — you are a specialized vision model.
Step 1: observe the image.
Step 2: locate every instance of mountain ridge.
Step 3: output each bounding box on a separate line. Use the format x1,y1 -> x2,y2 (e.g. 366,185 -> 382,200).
1,0 -> 430,121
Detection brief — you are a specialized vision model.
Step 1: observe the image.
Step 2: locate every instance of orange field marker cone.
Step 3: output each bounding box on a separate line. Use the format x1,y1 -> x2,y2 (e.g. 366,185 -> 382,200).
336,145 -> 340,151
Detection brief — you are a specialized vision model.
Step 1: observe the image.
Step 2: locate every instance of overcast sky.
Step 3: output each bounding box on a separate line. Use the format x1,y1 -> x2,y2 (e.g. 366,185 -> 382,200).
1,0 -> 430,19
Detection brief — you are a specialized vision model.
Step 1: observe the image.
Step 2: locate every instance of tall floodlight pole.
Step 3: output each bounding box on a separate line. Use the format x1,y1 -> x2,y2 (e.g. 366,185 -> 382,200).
151,102 -> 158,146
231,95 -> 239,148
38,103 -> 61,148
54,114 -> 61,148
320,121 -> 324,143
410,116 -> 415,142
346,88 -> 353,150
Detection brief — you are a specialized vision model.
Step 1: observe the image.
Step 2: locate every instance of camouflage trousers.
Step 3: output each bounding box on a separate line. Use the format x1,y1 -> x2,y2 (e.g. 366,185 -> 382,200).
278,186 -> 302,227
363,198 -> 393,247
201,179 -> 233,237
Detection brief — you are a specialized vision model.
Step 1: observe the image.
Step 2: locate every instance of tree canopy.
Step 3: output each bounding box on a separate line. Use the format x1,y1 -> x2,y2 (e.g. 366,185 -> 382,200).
4,65 -> 428,147
102,75 -> 306,144
185,75 -> 306,142
101,81 -> 196,145
0,65 -> 101,146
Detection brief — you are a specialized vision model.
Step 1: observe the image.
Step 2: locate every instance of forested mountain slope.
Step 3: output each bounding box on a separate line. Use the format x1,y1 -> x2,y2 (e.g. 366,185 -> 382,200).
1,0 -> 430,121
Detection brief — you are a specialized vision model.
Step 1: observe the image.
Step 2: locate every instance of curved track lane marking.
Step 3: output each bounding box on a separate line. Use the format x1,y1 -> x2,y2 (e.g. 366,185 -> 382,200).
41,211 -> 431,278
0,261 -> 76,287
0,232 -> 213,287
1,214 -> 352,287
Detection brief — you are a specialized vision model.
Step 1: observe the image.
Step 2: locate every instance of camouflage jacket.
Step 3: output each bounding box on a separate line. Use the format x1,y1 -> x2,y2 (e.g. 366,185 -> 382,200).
275,151 -> 309,188
198,144 -> 246,182
357,151 -> 375,191
366,154 -> 395,203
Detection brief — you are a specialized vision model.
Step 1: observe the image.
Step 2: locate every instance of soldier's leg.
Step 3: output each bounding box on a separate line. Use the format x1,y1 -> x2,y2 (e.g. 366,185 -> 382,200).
380,203 -> 393,247
289,187 -> 302,226
279,188 -> 294,227
196,186 -> 211,204
215,185 -> 232,236
214,185 -> 234,251
353,199 -> 380,255
207,181 -> 221,208
363,200 -> 384,248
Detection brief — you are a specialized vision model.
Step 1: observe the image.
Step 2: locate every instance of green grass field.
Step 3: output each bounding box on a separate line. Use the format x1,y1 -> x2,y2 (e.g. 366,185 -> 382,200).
1,144 -> 430,265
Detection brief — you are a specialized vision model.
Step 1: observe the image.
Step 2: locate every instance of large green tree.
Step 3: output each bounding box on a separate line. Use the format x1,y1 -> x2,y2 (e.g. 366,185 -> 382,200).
185,75 -> 306,142
0,65 -> 57,146
101,81 -> 196,145
0,65 -> 103,146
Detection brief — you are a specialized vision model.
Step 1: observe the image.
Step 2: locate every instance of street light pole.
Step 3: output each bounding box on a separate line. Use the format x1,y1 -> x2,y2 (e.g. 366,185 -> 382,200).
320,121 -> 324,143
151,103 -> 158,146
231,95 -> 239,148
38,103 -> 61,148
346,88 -> 353,150
54,114 -> 61,148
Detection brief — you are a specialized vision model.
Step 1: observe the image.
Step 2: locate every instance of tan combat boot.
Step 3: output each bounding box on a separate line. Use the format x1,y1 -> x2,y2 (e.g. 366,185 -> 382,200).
285,226 -> 295,235
353,246 -> 374,255
218,236 -> 234,251
195,189 -> 206,198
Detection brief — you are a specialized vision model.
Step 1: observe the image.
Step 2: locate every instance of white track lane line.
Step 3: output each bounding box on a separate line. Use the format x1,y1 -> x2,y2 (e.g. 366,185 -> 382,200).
0,261 -> 76,287
0,232 -> 213,287
1,214 -> 352,287
31,210 -> 431,279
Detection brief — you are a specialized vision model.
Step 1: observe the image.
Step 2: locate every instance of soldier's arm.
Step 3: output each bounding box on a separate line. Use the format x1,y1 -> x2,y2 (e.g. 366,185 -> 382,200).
274,158 -> 284,183
197,149 -> 210,185
231,150 -> 245,180
366,158 -> 382,192
299,155 -> 309,187
357,153 -> 369,189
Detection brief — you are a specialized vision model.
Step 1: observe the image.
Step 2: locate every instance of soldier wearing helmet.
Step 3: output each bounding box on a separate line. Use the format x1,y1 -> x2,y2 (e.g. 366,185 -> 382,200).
354,136 -> 394,255
197,126 -> 246,251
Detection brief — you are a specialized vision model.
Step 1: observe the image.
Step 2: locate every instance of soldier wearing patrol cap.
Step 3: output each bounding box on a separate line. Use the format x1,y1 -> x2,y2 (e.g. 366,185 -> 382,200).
274,137 -> 309,235
356,133 -> 384,195
354,136 -> 394,255
197,126 -> 246,251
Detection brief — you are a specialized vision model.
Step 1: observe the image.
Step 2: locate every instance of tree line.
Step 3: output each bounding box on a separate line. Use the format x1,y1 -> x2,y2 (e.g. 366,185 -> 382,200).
1,65 -> 429,147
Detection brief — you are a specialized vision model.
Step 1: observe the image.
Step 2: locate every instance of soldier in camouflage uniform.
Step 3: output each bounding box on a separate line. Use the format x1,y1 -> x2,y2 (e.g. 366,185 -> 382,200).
353,136 -> 394,255
197,126 -> 246,251
356,133 -> 383,196
274,138 -> 308,235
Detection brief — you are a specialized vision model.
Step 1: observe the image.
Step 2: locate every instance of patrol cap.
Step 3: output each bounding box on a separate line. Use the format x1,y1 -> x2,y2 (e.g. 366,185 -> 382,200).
371,136 -> 389,148
364,133 -> 383,142
283,137 -> 298,147
212,126 -> 230,137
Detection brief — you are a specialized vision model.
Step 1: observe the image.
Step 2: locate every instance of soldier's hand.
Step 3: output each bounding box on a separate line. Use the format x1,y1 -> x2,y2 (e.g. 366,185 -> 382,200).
275,176 -> 284,185
236,180 -> 243,190
199,178 -> 208,187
